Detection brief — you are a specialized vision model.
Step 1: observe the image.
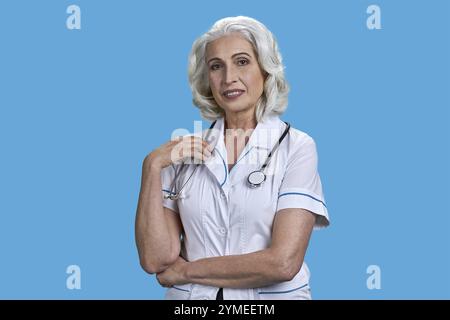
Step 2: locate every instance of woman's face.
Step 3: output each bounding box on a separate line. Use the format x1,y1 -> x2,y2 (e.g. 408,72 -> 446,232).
205,34 -> 266,117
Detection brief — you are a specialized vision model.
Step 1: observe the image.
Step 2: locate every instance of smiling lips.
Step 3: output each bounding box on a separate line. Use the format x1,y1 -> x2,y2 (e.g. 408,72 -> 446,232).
222,89 -> 245,99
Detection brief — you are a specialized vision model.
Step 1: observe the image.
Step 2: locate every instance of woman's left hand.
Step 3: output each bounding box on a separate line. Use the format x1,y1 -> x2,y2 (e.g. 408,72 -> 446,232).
156,256 -> 189,287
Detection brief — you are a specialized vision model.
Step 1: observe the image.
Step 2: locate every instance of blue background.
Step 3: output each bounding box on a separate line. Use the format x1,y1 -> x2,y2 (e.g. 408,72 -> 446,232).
0,0 -> 448,299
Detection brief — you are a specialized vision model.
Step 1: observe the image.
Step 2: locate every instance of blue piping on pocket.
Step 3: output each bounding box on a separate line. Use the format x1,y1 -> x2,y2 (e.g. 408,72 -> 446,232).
258,283 -> 309,294
172,286 -> 190,292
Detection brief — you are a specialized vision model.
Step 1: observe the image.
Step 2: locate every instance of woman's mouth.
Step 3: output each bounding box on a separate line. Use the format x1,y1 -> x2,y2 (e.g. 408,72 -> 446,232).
222,89 -> 245,100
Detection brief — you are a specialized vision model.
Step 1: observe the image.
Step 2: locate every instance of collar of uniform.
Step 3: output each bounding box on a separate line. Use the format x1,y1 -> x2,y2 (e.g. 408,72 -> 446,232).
203,116 -> 225,151
205,114 -> 285,151
246,114 -> 285,151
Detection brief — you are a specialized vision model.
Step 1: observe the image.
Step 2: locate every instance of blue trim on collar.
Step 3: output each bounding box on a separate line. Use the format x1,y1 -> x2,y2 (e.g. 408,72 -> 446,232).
215,148 -> 228,187
235,146 -> 254,167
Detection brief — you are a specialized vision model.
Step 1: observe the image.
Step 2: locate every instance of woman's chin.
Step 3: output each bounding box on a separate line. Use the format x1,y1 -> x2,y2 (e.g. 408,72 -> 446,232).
219,102 -> 254,115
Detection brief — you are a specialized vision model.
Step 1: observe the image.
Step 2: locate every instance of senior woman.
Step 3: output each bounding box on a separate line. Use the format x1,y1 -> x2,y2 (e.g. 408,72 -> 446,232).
135,16 -> 330,300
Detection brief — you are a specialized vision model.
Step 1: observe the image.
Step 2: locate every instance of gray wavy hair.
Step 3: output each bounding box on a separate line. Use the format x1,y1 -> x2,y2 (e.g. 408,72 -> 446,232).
188,16 -> 289,122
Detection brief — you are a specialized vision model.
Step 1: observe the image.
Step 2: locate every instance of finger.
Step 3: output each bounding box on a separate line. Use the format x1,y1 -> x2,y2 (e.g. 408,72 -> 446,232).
180,141 -> 211,158
196,139 -> 213,153
188,136 -> 208,151
193,136 -> 213,152
175,136 -> 198,152
183,150 -> 210,164
191,143 -> 212,159
191,142 -> 212,158
183,135 -> 212,149
180,135 -> 202,143
177,135 -> 213,153
201,140 -> 214,153
174,140 -> 201,154
174,137 -> 213,161
171,143 -> 205,164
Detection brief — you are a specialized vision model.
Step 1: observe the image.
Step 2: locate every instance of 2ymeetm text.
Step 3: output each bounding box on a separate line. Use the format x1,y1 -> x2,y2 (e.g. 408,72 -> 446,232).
174,303 -> 275,317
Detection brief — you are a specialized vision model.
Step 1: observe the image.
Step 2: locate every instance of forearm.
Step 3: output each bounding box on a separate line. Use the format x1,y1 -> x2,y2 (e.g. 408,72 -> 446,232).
135,158 -> 174,272
183,248 -> 289,289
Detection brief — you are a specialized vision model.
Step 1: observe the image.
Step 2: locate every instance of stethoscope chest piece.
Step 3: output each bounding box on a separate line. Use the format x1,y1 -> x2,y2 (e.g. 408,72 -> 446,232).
247,170 -> 266,188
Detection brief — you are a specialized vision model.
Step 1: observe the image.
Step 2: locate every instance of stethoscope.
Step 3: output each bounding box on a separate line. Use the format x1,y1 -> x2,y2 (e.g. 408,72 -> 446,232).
165,119 -> 290,200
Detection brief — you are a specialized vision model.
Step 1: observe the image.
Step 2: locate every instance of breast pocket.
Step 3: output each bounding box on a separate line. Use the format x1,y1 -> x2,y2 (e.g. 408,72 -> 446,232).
165,283 -> 193,300
257,282 -> 311,300
240,173 -> 283,232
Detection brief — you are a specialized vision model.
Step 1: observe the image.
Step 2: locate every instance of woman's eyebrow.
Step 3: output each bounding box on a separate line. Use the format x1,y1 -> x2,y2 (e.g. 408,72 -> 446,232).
207,52 -> 252,64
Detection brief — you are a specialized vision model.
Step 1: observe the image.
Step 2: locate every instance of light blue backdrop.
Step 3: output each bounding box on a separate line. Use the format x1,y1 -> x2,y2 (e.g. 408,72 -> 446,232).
0,0 -> 448,299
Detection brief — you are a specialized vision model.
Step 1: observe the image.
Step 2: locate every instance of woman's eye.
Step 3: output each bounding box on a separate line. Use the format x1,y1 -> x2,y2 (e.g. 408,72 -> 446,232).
237,59 -> 249,66
210,64 -> 221,70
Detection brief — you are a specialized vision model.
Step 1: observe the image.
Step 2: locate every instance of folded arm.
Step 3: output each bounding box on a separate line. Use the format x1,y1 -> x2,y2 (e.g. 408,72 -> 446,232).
157,208 -> 315,289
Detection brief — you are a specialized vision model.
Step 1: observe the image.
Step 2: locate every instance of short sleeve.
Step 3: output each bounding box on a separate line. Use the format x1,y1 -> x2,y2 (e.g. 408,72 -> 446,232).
161,164 -> 179,213
277,136 -> 330,229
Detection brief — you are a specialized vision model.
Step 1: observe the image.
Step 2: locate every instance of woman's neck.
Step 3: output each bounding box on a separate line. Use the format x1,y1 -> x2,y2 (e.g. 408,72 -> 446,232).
224,110 -> 257,131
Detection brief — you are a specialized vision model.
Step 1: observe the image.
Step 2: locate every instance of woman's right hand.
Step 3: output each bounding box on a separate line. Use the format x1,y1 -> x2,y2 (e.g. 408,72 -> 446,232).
144,136 -> 213,171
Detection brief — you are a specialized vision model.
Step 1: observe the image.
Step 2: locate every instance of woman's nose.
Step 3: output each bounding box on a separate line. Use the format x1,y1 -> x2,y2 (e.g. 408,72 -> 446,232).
224,66 -> 238,84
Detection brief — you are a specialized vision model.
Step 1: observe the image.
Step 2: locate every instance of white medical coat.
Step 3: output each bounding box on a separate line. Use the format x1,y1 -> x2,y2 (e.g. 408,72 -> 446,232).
160,114 -> 330,300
